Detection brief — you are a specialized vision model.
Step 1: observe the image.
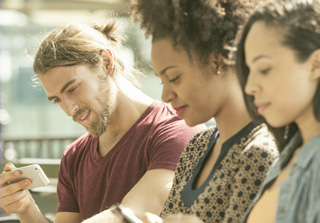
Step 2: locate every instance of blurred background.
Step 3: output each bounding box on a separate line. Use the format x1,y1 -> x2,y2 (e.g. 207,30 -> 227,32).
0,0 -> 214,221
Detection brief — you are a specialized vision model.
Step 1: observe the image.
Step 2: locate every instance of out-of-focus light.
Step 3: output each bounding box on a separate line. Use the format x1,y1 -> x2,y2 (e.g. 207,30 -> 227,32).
3,143 -> 18,161
0,9 -> 28,26
76,0 -> 120,3
0,109 -> 11,125
0,51 -> 13,83
118,46 -> 134,71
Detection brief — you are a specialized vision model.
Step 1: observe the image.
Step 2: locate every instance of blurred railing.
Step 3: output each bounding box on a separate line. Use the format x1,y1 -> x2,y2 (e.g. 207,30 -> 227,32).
0,135 -> 79,179
1,136 -> 78,161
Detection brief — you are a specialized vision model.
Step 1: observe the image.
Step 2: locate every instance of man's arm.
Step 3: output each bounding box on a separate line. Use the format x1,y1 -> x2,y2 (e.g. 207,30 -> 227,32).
122,168 -> 174,216
55,212 -> 81,223
82,168 -> 175,223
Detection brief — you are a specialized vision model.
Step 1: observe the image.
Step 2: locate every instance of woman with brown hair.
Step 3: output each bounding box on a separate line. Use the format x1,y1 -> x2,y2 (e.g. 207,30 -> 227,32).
236,1 -> 320,222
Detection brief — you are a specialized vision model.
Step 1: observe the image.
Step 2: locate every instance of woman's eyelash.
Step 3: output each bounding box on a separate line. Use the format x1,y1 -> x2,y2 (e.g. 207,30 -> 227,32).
169,75 -> 180,83
260,68 -> 271,75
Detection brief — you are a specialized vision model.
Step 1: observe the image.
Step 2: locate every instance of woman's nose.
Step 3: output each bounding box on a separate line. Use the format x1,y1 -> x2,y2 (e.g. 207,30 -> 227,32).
161,83 -> 176,103
244,73 -> 260,96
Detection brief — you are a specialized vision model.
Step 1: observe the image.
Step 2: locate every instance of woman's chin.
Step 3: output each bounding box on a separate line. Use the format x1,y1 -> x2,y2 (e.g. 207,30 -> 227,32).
265,118 -> 288,129
184,117 -> 210,127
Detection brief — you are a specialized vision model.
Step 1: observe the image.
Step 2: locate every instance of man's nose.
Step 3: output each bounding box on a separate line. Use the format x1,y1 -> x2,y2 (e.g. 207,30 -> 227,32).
61,98 -> 79,117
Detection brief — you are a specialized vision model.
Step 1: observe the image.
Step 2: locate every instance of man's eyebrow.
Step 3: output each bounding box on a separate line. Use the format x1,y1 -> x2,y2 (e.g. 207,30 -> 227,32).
47,79 -> 76,101
48,96 -> 56,101
159,66 -> 177,75
60,79 -> 77,93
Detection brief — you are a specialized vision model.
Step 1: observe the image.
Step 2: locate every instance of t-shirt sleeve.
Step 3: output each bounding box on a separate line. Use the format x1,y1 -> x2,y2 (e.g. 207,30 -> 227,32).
147,118 -> 205,171
56,153 -> 80,213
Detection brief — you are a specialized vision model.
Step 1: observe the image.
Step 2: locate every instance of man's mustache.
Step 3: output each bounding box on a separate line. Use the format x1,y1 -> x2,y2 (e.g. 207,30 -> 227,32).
72,107 -> 90,122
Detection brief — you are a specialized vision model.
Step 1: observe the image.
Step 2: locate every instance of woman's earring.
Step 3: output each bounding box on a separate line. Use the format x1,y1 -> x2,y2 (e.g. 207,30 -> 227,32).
217,70 -> 221,75
284,125 -> 289,140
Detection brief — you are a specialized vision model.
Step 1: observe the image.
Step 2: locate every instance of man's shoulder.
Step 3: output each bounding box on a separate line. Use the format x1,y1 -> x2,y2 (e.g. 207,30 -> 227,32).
63,132 -> 97,156
147,101 -> 177,120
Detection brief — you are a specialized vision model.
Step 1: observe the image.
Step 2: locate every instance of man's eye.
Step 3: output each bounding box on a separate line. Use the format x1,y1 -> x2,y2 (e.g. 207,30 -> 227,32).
68,85 -> 78,93
169,75 -> 180,83
53,98 -> 61,104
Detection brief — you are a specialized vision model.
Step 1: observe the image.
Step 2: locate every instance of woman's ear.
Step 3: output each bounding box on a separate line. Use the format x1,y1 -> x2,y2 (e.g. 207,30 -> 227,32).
311,49 -> 320,80
101,49 -> 114,75
209,53 -> 224,76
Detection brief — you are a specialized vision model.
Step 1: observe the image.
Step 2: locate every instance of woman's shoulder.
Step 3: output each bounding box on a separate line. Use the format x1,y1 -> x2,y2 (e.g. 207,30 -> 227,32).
178,126 -> 216,162
233,124 -> 279,167
184,126 -> 216,150
299,135 -> 320,172
244,124 -> 278,154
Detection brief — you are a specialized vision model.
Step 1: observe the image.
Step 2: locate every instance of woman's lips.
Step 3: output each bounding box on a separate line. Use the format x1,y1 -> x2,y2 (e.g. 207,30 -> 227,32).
174,106 -> 187,117
255,102 -> 270,115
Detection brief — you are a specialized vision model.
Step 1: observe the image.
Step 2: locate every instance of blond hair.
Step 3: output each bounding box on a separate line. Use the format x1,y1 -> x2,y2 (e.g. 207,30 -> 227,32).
33,21 -> 141,85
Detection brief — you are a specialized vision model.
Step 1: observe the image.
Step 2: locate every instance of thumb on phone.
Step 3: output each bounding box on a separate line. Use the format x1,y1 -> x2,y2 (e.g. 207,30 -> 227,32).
4,163 -> 17,172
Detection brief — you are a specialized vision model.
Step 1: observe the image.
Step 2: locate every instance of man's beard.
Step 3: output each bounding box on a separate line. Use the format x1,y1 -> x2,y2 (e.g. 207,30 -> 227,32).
73,105 -> 112,137
86,107 -> 111,137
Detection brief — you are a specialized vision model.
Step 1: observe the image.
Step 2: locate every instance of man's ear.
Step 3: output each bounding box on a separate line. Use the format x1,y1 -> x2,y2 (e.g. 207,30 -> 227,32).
101,49 -> 114,75
311,49 -> 320,80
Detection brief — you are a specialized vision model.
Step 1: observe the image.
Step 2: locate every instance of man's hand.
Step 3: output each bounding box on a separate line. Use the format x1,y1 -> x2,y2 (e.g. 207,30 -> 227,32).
0,163 -> 48,223
0,163 -> 32,214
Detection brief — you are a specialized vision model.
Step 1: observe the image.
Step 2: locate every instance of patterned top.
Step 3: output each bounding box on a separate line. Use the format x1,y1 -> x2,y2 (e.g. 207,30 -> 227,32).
242,131 -> 320,223
160,123 -> 278,223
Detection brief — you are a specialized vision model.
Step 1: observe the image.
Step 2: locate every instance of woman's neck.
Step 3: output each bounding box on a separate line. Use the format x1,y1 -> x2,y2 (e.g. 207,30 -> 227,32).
296,116 -> 320,147
214,84 -> 252,143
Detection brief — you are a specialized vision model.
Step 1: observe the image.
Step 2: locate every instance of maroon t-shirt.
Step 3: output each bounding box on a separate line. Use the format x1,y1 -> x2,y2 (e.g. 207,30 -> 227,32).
57,101 -> 205,220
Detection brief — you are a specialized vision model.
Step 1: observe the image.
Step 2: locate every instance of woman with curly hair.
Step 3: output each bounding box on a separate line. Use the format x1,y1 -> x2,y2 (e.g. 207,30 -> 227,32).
131,0 -> 278,222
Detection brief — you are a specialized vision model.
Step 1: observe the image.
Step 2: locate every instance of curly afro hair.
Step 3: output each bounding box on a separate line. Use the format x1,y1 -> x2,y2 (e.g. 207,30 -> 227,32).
131,0 -> 266,66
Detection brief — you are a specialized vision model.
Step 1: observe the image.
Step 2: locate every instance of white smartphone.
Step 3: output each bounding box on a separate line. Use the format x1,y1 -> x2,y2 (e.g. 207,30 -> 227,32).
110,204 -> 143,223
7,164 -> 50,190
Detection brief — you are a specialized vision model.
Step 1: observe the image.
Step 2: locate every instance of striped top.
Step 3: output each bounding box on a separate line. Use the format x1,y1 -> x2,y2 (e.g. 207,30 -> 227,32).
242,131 -> 320,223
